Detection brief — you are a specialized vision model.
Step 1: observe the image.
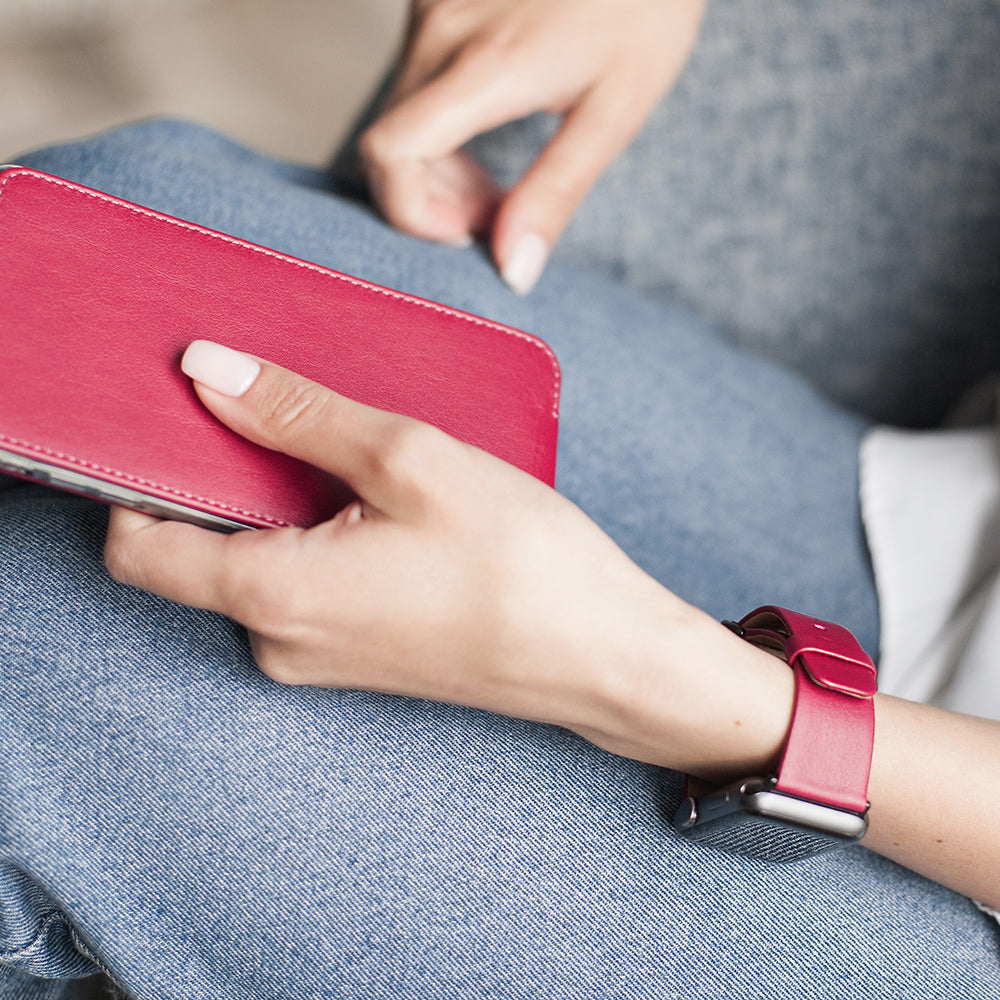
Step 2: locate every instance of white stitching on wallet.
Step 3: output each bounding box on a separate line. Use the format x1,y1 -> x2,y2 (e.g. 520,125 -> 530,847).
0,169 -> 562,417
0,168 -> 562,525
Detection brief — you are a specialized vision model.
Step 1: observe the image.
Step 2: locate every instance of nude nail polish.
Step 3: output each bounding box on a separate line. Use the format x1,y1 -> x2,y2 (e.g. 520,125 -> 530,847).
501,232 -> 549,296
181,340 -> 261,397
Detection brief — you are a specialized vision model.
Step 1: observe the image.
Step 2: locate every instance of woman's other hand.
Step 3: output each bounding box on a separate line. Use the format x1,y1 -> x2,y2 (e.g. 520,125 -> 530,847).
359,0 -> 706,294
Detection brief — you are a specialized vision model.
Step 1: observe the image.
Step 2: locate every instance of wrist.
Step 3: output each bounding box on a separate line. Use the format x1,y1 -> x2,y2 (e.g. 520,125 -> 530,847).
573,597 -> 795,779
673,607 -> 878,861
662,611 -> 796,782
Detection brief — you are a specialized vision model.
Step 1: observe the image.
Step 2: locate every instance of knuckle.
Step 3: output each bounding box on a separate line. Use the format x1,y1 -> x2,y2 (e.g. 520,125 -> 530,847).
103,536 -> 139,586
218,570 -> 272,632
252,640 -> 307,687
256,378 -> 331,446
537,177 -> 582,217
103,514 -> 159,589
415,2 -> 517,78
453,29 -> 516,76
592,84 -> 648,143
415,0 -> 475,47
358,121 -> 395,168
213,538 -> 279,627
218,532 -> 313,642
366,418 -> 442,494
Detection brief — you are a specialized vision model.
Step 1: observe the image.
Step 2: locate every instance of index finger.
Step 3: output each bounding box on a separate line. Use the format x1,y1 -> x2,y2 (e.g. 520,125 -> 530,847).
493,77 -> 656,288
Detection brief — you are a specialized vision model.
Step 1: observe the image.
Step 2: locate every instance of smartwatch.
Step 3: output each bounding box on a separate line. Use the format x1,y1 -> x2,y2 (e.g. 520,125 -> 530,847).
673,606 -> 877,862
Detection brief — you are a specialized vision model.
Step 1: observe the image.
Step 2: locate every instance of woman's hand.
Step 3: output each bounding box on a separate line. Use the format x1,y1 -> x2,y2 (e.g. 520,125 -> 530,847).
104,341 -> 1000,909
359,0 -> 706,293
104,340 -> 793,781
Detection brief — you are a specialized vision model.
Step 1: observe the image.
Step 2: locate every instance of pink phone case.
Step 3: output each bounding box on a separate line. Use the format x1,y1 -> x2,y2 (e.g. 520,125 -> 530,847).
0,167 -> 560,529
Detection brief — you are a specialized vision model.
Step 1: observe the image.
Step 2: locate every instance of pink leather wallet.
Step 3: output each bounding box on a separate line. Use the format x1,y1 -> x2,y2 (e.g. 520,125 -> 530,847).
0,166 -> 560,529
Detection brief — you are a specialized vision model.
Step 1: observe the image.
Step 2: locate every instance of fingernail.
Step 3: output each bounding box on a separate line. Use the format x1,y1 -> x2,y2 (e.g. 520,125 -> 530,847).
500,232 -> 549,296
181,340 -> 261,397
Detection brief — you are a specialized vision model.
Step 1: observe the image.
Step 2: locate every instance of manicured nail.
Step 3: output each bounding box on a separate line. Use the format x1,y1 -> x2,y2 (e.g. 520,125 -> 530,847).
500,232 -> 549,296
181,340 -> 260,397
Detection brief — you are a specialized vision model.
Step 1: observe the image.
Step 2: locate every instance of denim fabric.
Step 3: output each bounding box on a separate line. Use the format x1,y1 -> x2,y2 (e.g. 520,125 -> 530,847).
1,119 -> 997,999
0,485 -> 998,999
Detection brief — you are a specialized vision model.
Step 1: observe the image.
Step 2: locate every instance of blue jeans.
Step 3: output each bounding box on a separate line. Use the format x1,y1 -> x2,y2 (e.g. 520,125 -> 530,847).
0,121 -> 996,999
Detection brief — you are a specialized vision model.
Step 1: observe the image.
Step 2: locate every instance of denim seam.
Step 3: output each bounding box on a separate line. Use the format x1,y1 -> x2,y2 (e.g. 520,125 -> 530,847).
0,909 -> 129,995
67,926 -> 127,995
0,909 -> 83,963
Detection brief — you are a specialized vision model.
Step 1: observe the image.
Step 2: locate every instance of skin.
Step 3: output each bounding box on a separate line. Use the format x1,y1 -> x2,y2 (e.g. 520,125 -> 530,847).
359,0 -> 707,292
105,346 -> 1000,912
345,0 -> 1000,914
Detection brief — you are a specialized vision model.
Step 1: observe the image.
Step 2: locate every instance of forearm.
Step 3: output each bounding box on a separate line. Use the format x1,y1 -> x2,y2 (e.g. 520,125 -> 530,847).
567,600 -> 797,783
863,695 -> 1000,910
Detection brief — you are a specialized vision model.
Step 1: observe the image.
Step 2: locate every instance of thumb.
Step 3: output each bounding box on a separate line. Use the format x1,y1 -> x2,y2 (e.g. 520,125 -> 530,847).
180,340 -> 410,509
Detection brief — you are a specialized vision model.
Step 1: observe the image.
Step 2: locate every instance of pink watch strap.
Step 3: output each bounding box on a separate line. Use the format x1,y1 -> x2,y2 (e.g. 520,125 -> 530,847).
739,606 -> 877,815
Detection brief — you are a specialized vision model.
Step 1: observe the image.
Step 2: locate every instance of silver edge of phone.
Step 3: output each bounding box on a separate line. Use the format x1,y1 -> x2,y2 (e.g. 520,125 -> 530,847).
0,448 -> 249,532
